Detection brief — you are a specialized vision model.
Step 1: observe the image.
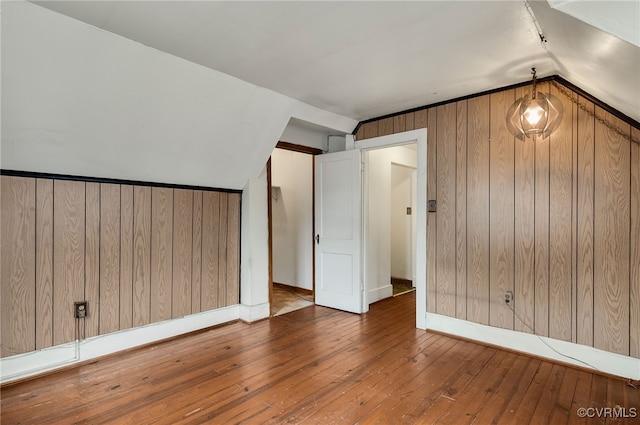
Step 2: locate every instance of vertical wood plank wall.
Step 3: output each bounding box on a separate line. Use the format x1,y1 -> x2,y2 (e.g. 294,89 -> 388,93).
0,177 -> 241,358
356,80 -> 640,358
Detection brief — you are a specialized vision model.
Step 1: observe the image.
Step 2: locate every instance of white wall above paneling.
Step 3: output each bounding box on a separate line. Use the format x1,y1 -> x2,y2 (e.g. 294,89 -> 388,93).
1,2 -> 356,190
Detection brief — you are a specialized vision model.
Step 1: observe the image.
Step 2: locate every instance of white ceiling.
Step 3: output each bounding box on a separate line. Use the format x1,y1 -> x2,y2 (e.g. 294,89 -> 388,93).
31,0 -> 640,124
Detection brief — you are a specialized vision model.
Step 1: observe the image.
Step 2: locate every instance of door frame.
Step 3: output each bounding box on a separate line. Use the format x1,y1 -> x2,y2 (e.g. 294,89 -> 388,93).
356,129 -> 427,329
267,142 -> 323,317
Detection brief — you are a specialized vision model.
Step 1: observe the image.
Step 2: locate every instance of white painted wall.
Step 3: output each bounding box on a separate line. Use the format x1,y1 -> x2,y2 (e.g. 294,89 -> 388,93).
240,168 -> 271,322
279,125 -> 328,152
390,164 -> 415,281
271,149 -> 313,291
0,2 -> 356,190
279,122 -> 346,153
364,145 -> 417,303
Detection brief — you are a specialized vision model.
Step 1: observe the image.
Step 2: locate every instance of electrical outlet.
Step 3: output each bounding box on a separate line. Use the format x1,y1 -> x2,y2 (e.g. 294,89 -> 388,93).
504,291 -> 513,305
75,301 -> 87,319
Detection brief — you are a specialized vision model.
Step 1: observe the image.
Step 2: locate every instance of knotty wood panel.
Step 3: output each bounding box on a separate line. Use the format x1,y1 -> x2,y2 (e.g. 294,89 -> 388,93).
53,180 -> 85,346
465,95 -> 490,325
192,191 -> 203,313
150,187 -> 173,323
548,83 -> 574,341
202,191 -> 220,311
631,126 -> 640,358
436,103 -> 457,317
426,108 -> 437,313
393,115 -> 405,134
415,109 -> 428,130
133,186 -> 152,327
594,110 -> 630,355
99,183 -> 121,334
513,85 -> 536,334
489,89 -> 515,330
1,174 -> 242,358
35,179 -> 53,349
547,85 -> 574,341
570,98 -> 578,344
361,122 -> 378,140
576,97 -> 595,347
85,183 -> 100,338
218,193 -> 229,307
404,112 -> 415,131
455,100 -> 468,320
172,189 -> 193,318
120,185 -> 134,329
534,84 -> 551,337
226,193 -> 241,305
1,176 -> 36,356
377,117 -> 393,137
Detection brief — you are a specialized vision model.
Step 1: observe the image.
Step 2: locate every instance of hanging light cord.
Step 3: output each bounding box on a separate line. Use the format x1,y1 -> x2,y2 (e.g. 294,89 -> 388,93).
531,68 -> 537,99
550,80 -> 640,146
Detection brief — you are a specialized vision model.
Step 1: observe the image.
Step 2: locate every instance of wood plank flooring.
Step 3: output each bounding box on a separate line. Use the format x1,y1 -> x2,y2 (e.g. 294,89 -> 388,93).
1,292 -> 638,424
271,284 -> 314,317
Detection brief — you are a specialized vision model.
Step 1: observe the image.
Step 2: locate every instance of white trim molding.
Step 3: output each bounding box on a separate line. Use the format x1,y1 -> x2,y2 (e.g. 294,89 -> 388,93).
426,312 -> 640,380
368,284 -> 393,304
239,302 -> 270,323
0,305 -> 240,385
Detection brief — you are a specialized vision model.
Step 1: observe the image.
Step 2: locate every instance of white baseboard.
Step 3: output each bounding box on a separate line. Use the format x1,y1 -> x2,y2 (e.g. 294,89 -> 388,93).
0,305 -> 240,384
426,312 -> 640,380
368,284 -> 393,304
239,302 -> 270,322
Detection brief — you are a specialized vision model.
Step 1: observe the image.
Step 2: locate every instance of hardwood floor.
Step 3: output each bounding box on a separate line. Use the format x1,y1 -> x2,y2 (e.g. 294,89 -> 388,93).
1,292 -> 638,424
271,283 -> 314,316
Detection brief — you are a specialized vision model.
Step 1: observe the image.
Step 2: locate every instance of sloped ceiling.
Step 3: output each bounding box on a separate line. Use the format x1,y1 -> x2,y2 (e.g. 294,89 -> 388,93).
2,1 -> 638,190
529,0 -> 639,124
1,2 -> 356,189
30,0 -> 640,123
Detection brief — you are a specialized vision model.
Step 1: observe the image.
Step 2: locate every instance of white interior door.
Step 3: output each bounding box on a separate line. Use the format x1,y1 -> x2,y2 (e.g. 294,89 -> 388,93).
314,149 -> 363,313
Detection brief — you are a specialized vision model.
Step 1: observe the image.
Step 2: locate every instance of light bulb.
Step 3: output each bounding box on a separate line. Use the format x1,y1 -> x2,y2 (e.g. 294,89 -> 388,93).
524,105 -> 545,126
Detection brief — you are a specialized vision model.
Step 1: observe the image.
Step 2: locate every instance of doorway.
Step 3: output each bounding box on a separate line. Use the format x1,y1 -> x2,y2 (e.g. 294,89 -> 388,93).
268,142 -> 322,316
270,130 -> 427,327
356,129 -> 427,328
362,144 -> 417,305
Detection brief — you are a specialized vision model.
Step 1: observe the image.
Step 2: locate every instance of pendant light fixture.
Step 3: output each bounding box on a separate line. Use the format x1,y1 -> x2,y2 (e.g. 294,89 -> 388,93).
506,68 -> 563,140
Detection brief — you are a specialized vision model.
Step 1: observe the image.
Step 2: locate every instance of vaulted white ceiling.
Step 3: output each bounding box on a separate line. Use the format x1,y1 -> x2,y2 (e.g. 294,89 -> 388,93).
32,0 -> 640,123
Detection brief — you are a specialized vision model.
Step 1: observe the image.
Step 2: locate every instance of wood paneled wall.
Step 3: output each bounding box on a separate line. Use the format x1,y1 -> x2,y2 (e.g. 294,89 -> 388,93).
1,176 -> 240,358
356,80 -> 640,358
